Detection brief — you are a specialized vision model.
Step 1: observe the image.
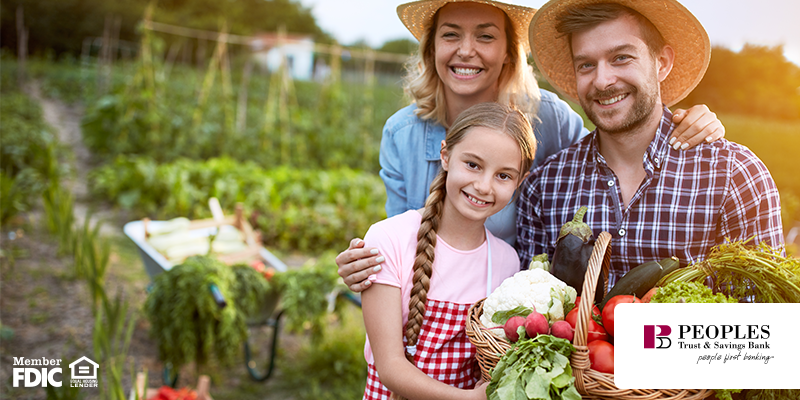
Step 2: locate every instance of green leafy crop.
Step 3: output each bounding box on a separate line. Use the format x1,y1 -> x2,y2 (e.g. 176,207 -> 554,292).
649,281 -> 738,304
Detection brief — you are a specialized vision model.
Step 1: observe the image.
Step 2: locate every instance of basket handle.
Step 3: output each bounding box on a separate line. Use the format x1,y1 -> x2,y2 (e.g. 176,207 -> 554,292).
571,231 -> 612,392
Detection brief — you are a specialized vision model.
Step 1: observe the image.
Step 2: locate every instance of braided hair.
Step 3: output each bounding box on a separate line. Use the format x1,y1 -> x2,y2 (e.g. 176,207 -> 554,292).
391,102 -> 535,399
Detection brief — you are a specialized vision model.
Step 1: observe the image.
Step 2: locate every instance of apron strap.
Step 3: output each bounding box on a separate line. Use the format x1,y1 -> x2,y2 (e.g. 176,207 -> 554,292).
485,228 -> 492,298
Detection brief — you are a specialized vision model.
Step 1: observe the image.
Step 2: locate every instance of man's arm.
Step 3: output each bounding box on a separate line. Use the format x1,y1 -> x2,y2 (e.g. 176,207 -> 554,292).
720,147 -> 784,248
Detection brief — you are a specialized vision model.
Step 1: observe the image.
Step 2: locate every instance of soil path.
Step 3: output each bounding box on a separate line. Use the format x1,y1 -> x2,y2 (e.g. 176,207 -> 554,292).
24,82 -> 121,235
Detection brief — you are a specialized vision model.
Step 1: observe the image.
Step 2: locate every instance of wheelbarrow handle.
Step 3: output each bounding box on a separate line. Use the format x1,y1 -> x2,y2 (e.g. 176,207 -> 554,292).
209,284 -> 227,308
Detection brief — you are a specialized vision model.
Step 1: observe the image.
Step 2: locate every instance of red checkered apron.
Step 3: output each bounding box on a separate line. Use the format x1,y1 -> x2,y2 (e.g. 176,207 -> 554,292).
363,299 -> 478,399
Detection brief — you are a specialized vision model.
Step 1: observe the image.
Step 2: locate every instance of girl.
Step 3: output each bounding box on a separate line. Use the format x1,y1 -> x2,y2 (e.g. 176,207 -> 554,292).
361,102 -> 536,400
337,0 -> 725,290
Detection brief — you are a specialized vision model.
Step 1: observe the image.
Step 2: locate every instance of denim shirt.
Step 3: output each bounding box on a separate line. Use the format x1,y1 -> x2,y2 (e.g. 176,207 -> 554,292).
379,89 -> 588,245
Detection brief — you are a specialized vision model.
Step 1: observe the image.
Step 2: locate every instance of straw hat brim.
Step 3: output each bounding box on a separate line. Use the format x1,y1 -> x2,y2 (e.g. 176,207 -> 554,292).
397,0 -> 537,53
529,0 -> 710,107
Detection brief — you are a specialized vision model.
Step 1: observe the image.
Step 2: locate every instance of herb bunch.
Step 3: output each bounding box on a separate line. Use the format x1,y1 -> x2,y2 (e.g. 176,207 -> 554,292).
658,240 -> 800,303
144,256 -> 262,370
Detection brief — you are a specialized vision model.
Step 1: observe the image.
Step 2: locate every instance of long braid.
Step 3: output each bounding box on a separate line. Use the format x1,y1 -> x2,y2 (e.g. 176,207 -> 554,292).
390,171 -> 447,400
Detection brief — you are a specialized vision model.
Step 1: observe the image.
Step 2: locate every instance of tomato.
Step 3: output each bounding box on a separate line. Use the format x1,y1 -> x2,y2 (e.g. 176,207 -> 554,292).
565,303 -> 600,327
565,306 -> 608,342
588,340 -> 614,374
601,295 -> 642,337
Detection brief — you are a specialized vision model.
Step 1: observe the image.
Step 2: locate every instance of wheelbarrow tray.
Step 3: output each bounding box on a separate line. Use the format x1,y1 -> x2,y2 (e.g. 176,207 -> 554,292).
123,219 -> 288,280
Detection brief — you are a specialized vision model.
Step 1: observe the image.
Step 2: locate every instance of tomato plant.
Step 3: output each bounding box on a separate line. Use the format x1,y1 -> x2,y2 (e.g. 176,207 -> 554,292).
601,295 -> 641,337
588,340 -> 614,374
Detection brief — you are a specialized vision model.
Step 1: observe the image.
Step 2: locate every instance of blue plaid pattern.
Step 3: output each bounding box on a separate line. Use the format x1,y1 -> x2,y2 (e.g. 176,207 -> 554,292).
516,106 -> 784,287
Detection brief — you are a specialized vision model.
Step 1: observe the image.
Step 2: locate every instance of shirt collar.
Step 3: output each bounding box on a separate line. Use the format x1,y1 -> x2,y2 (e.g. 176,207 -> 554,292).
645,106 -> 675,170
589,105 -> 674,170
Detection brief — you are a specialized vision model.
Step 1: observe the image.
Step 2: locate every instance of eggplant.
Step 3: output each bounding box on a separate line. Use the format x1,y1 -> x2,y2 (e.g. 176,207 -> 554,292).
550,206 -> 606,306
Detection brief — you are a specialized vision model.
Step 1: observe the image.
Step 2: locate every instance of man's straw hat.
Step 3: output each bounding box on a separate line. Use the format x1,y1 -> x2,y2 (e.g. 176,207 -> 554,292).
529,0 -> 710,107
397,0 -> 537,53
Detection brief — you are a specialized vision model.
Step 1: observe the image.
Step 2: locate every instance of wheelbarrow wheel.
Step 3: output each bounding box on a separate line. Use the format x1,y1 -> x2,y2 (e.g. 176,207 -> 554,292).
244,309 -> 284,381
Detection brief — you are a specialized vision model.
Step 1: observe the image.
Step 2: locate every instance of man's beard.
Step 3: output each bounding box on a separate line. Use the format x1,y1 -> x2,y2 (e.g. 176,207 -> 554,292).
581,81 -> 659,135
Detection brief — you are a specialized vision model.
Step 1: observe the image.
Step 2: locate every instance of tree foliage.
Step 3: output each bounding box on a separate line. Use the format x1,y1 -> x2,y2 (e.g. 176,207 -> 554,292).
678,44 -> 800,121
1,0 -> 332,58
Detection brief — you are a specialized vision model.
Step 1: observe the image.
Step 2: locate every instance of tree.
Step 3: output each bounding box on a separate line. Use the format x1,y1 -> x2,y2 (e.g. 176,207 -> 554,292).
678,44 -> 800,121
0,0 -> 333,58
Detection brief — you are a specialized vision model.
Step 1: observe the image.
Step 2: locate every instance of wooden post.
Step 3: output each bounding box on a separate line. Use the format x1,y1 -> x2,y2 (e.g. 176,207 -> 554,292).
16,6 -> 27,85
99,14 -> 112,94
364,49 -> 376,86
330,44 -> 342,85
236,57 -> 254,134
197,38 -> 207,69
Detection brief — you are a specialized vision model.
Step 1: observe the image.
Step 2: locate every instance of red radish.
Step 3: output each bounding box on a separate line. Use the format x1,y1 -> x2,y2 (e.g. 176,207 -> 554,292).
550,320 -> 574,342
503,316 -> 526,342
525,311 -> 549,338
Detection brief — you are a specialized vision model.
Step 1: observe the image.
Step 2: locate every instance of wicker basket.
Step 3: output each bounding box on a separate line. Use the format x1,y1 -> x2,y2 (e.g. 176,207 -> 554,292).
465,231 -> 715,399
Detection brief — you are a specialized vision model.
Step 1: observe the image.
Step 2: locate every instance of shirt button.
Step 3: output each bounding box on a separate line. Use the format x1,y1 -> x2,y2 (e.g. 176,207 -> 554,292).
654,157 -> 660,164
607,180 -> 615,187
618,229 -> 626,237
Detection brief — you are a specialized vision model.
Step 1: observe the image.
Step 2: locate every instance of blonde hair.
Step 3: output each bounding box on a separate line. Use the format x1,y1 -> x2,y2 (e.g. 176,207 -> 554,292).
392,103 -> 536,400
403,5 -> 541,127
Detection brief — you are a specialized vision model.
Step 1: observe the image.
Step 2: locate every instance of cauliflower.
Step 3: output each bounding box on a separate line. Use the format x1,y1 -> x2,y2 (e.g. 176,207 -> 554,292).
480,268 -> 577,329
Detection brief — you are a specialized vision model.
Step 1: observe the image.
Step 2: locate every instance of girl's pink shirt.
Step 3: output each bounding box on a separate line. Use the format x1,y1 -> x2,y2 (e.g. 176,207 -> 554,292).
362,210 -> 520,364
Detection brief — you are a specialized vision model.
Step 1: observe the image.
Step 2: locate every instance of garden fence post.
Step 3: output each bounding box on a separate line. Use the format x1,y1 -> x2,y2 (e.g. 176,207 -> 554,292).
16,6 -> 27,85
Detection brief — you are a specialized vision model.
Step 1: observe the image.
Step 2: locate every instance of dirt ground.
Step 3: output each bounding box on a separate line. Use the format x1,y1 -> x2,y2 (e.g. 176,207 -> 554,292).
0,84 -> 310,400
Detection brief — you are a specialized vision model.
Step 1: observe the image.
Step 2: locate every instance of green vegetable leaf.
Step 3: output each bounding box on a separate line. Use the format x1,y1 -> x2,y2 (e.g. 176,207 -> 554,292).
492,306 -> 534,325
525,367 -> 550,399
487,335 -> 577,400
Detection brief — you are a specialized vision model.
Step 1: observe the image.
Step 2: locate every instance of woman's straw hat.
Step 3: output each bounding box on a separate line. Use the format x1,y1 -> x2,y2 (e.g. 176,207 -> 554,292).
529,0 -> 710,107
397,0 -> 537,53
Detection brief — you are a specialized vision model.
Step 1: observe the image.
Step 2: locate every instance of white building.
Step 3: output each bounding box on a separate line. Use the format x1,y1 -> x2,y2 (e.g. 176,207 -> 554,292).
250,33 -> 315,81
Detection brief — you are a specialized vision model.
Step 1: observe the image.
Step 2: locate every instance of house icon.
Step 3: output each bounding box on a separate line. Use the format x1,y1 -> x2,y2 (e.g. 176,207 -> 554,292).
69,356 -> 99,380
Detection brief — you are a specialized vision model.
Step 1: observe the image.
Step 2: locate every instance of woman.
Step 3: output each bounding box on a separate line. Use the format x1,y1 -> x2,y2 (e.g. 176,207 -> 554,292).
338,0 -> 724,292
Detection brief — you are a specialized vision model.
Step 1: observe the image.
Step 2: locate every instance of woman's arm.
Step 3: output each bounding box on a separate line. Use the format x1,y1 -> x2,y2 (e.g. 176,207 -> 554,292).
670,104 -> 725,150
362,284 -> 487,400
336,238 -> 383,292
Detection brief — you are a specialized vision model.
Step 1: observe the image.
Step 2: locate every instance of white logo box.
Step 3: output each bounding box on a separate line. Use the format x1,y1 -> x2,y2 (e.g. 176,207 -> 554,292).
614,303 -> 800,389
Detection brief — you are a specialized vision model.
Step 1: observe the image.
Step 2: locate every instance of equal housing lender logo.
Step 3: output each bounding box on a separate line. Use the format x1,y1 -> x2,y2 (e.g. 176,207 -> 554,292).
12,356 -> 99,388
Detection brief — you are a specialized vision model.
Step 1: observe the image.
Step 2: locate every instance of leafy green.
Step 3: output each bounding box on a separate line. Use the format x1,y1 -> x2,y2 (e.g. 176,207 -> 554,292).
144,255 -> 257,370
491,306 -> 534,325
272,253 -> 344,340
713,389 -> 743,400
0,74 -> 65,224
229,263 -> 274,319
487,335 -> 580,400
744,389 -> 800,400
650,281 -> 738,304
89,156 -> 386,252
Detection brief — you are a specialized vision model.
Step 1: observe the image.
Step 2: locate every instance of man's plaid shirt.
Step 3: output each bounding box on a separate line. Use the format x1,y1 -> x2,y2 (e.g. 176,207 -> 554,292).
516,107 -> 784,287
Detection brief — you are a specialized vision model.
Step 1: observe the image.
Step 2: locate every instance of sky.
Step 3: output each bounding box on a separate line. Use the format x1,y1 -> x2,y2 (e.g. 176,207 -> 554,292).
297,0 -> 800,66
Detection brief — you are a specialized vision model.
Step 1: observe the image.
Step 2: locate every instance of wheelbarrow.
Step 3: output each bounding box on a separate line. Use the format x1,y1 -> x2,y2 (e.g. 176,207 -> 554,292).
123,201 -> 289,385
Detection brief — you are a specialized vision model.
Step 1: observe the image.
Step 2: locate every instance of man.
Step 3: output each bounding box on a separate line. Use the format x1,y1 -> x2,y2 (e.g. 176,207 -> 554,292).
517,0 -> 784,286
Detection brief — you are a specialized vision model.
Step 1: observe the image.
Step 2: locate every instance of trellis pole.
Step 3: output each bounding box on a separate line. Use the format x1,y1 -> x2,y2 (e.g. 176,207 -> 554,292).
16,6 -> 28,85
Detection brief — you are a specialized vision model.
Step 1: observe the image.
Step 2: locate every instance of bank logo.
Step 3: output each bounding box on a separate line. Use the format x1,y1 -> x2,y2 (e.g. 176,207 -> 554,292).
644,325 -> 672,349
69,357 -> 99,387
